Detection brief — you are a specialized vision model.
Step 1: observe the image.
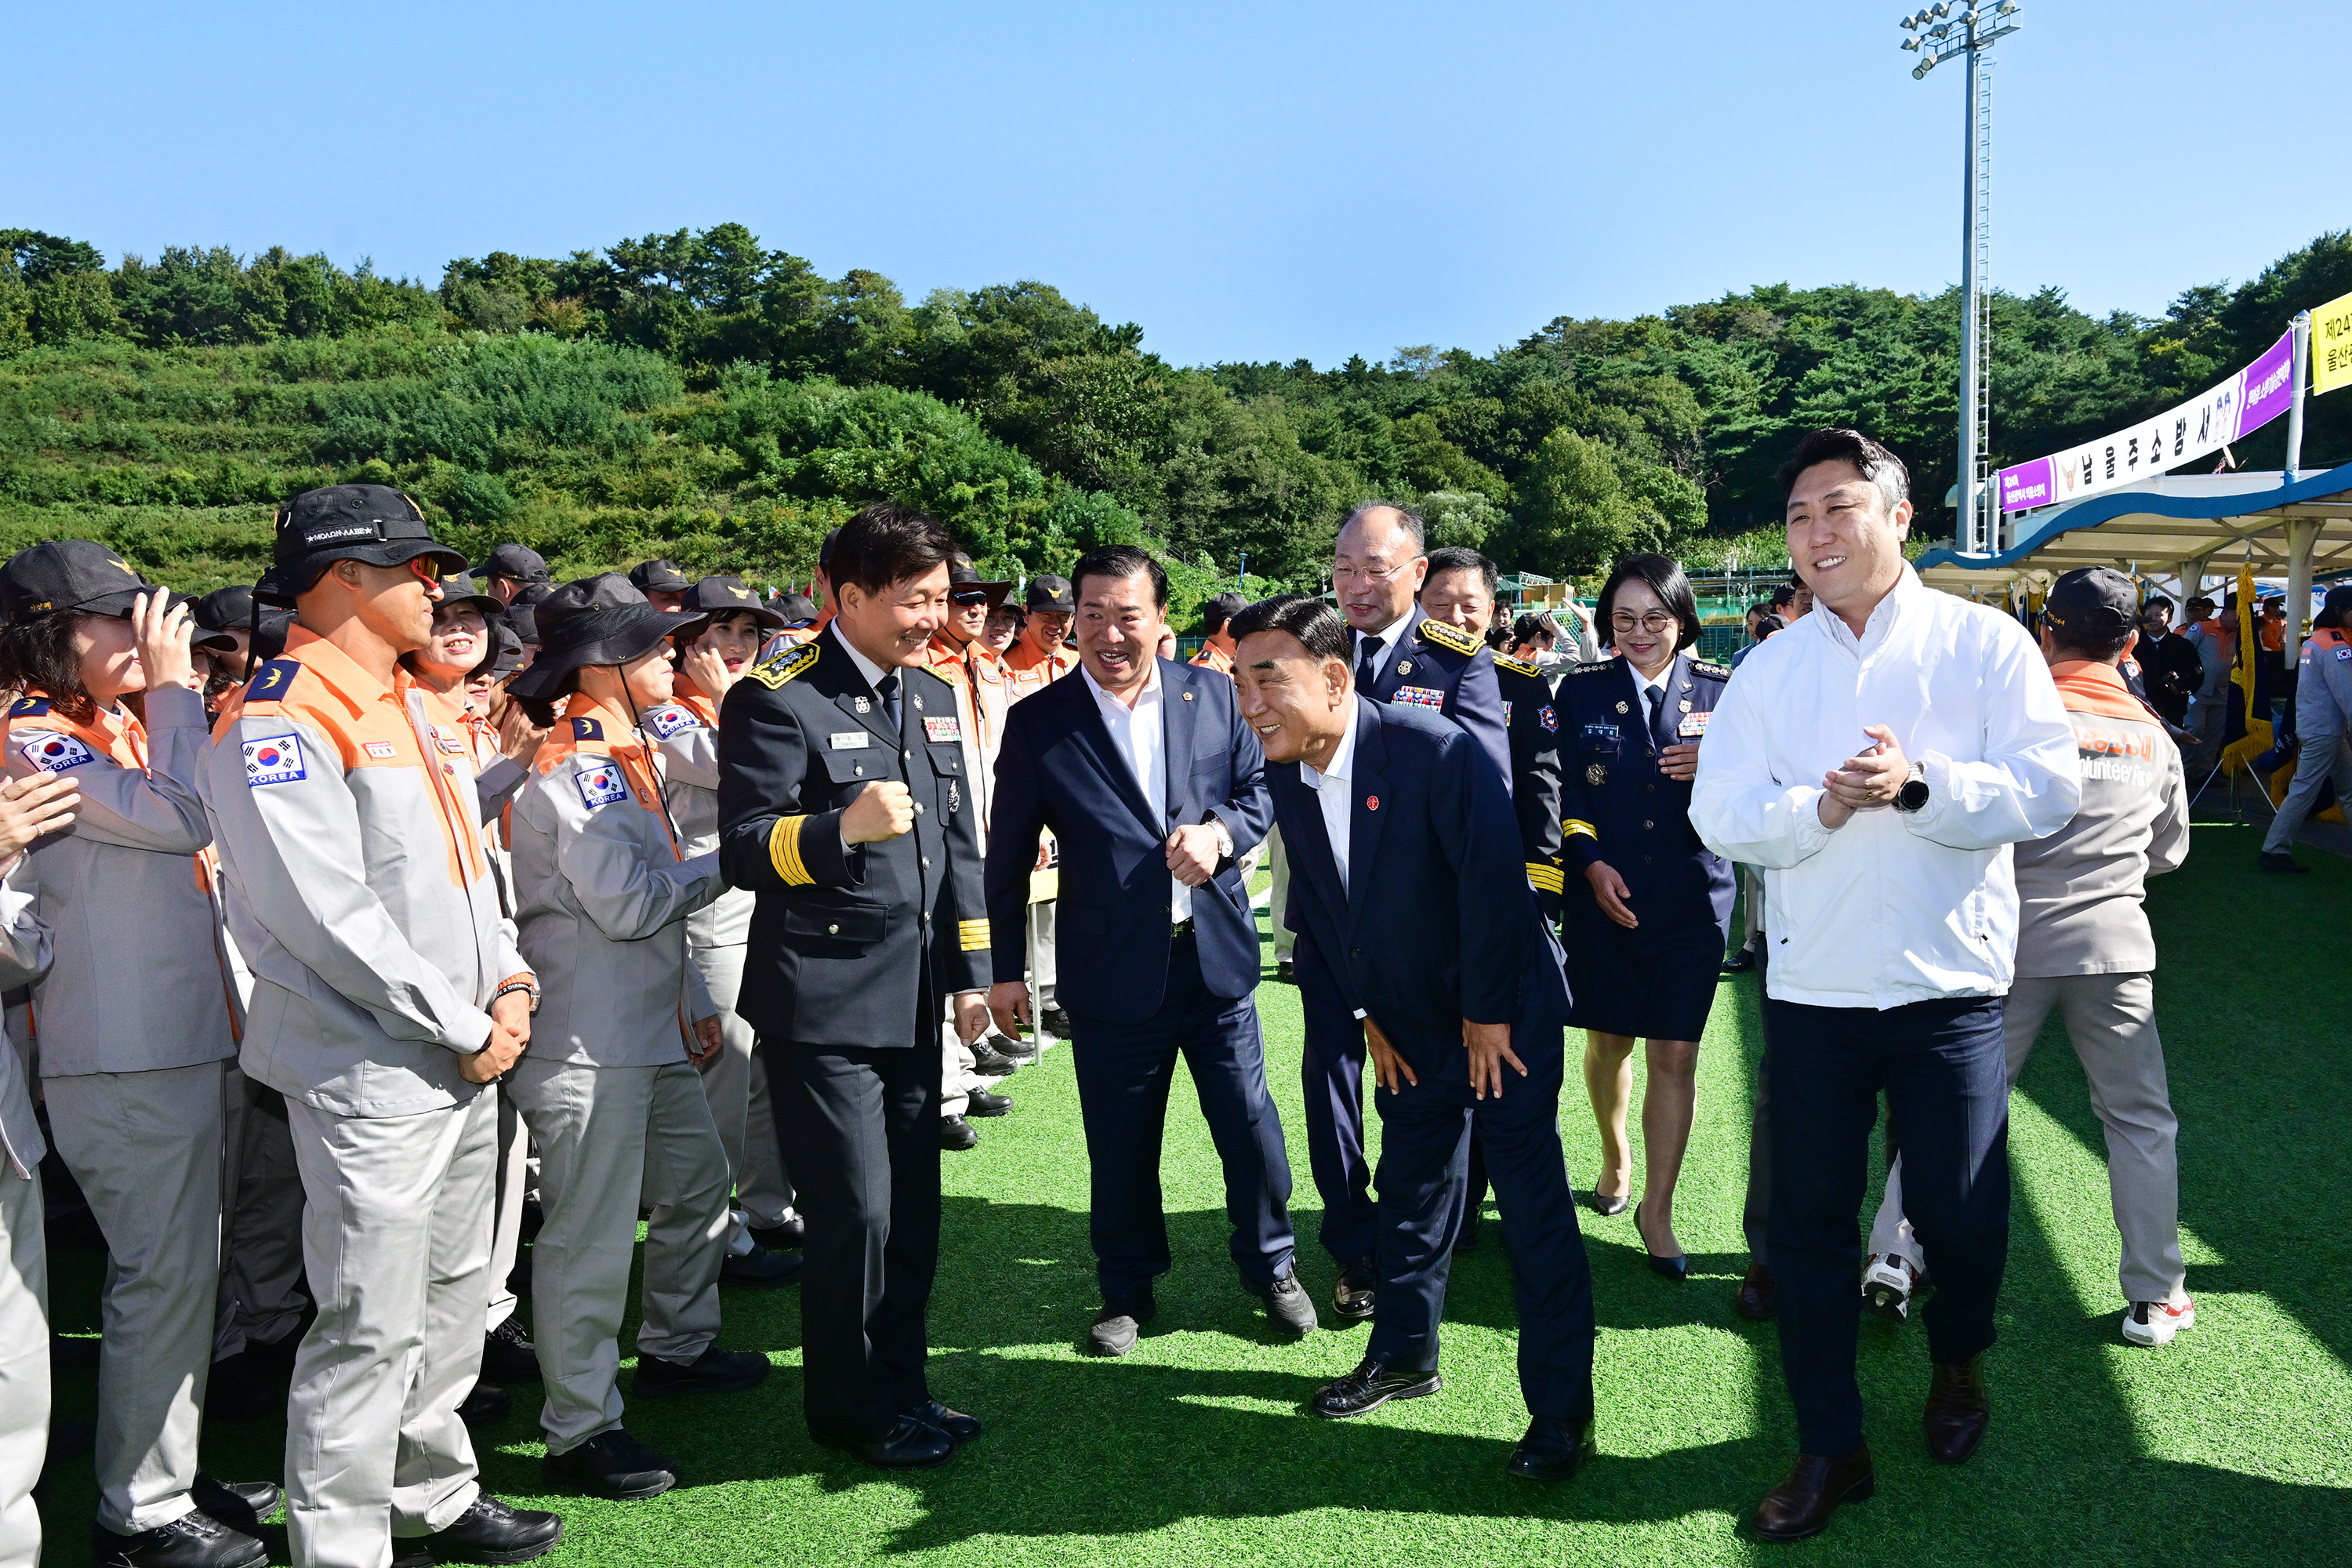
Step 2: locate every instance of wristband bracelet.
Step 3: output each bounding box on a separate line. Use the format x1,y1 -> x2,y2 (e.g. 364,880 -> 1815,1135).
492,979 -> 541,1014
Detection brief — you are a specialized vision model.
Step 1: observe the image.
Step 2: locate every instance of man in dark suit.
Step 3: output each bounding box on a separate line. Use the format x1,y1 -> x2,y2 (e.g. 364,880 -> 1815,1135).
1230,593 -> 1597,1483
717,503 -> 993,1472
984,546 -> 1308,1356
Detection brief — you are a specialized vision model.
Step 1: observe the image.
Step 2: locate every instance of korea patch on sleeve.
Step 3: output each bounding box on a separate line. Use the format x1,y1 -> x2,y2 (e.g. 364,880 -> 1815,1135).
923,713 -> 962,742
575,762 -> 630,810
18,733 -> 96,773
644,704 -> 702,739
242,735 -> 307,786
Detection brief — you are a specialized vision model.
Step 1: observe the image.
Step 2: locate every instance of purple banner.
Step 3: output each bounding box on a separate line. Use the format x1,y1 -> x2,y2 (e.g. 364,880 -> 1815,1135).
2237,330 -> 2296,438
1998,458 -> 2054,512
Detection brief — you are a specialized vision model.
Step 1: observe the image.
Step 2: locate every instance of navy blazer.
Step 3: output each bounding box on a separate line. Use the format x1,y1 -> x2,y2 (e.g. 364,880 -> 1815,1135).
1357,604 -> 1513,793
1267,697 -> 1567,1074
985,658 -> 1273,1025
1556,650 -> 1736,934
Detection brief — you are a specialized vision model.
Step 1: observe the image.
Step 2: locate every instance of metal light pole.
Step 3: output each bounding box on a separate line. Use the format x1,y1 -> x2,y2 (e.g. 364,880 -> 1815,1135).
1902,3 -> 2022,555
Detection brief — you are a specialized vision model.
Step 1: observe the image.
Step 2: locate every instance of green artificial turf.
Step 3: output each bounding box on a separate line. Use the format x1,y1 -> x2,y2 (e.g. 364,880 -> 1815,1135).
36,821 -> 2352,1565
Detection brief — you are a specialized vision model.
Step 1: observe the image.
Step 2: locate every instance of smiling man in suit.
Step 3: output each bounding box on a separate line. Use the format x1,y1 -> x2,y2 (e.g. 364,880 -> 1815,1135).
985,546 -> 1308,1356
1230,593 -> 1597,1482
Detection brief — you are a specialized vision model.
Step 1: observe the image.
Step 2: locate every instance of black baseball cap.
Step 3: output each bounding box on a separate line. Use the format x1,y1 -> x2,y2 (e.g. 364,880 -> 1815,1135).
256,485 -> 465,606
2044,567 -> 2139,636
678,575 -> 786,632
434,572 -> 505,622
193,584 -> 255,634
775,592 -> 819,626
481,620 -> 526,679
506,575 -> 701,702
504,581 -> 553,645
2320,584 -> 2352,624
0,540 -> 162,622
474,543 -> 552,585
628,558 -> 691,594
1025,574 -> 1076,614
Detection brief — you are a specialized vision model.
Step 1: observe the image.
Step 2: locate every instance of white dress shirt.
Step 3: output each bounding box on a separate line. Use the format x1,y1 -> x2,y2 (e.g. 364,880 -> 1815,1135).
1689,567 -> 2080,1010
1298,700 -> 1362,895
1352,615 -> 1410,683
1080,661 -> 1189,922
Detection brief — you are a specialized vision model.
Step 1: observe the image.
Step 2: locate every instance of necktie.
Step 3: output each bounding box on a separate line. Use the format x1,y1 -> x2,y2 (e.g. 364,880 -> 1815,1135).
875,672 -> 901,735
1646,684 -> 1674,752
1355,635 -> 1385,693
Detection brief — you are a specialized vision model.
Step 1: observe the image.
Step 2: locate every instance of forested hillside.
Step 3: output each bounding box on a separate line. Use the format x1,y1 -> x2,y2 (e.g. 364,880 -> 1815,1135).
5,221 -> 2350,602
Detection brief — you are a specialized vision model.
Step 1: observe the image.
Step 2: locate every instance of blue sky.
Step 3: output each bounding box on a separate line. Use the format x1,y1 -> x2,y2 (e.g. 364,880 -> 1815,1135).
8,1 -> 2347,368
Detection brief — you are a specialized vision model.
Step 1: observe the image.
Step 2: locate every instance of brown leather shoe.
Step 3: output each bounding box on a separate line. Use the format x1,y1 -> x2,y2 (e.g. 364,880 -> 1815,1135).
1735,1261 -> 1777,1320
1924,1354 -> 1989,1464
1751,1446 -> 1873,1542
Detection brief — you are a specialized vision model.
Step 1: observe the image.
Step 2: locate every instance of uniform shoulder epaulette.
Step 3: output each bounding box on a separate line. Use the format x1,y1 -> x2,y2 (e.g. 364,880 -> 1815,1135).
1689,659 -> 1730,680
245,658 -> 303,703
7,695 -> 51,718
1566,659 -> 1617,677
1413,616 -> 1477,656
744,640 -> 819,691
1493,652 -> 1541,678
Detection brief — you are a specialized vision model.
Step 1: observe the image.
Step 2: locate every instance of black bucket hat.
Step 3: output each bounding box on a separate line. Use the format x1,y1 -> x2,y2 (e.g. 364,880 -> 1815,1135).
677,575 -> 786,634
628,558 -> 692,595
256,485 -> 465,606
506,575 -> 700,702
948,554 -> 1013,610
0,540 -> 162,622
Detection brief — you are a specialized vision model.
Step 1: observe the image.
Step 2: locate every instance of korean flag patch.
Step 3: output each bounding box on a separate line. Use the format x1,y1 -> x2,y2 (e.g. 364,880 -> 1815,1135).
575,762 -> 630,810
644,704 -> 702,739
18,733 -> 96,774
242,734 -> 307,786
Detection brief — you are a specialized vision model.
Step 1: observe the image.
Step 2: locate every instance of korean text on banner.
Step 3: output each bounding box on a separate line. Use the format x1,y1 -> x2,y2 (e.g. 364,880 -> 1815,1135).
2314,289 -> 2352,398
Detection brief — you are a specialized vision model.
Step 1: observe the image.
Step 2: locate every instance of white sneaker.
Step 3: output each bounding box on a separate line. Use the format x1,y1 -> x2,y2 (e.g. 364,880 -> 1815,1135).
2122,1298 -> 2195,1347
1863,1253 -> 1918,1322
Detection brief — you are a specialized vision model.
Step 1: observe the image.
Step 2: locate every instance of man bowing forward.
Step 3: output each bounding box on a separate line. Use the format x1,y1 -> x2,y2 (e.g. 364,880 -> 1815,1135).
1230,593 -> 1597,1482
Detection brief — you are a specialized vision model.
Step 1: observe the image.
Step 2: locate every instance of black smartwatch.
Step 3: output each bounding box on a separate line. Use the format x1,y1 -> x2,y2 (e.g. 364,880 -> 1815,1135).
1893,762 -> 1929,814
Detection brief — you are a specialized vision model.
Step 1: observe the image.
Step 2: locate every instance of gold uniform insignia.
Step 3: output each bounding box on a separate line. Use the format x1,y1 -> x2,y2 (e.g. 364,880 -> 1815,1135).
1494,653 -> 1540,677
745,641 -> 820,690
1587,762 -> 1608,786
1615,700 -> 1629,714
1413,617 -> 1476,655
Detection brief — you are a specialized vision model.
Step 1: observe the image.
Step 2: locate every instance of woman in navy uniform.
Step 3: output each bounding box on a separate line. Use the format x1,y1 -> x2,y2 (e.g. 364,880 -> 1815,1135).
1556,554 -> 1733,1279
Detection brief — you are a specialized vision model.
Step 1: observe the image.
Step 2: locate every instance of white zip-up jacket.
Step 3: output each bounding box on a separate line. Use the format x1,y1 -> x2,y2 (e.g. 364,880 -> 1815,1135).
1690,568 -> 2081,1009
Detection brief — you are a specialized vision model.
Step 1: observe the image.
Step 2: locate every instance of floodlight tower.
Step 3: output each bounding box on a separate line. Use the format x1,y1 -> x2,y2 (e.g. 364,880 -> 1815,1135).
1901,2 -> 2021,554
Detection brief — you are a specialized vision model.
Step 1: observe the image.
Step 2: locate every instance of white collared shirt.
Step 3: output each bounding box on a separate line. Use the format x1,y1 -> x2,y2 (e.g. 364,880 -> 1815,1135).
833,630 -> 895,705
1298,699 -> 1362,895
1690,567 -> 2080,1010
1352,614 -> 1410,682
1080,659 -> 1188,922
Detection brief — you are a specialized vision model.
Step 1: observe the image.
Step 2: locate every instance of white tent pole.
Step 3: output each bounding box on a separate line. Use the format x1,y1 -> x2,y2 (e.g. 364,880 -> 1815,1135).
2283,517 -> 2318,669
2287,311 -> 2312,483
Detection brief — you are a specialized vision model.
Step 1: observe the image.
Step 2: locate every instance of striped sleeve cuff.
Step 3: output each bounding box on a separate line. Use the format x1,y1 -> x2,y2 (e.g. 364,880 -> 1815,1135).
768,815 -> 815,887
957,918 -> 992,953
1563,818 -> 1598,841
1525,861 -> 1564,895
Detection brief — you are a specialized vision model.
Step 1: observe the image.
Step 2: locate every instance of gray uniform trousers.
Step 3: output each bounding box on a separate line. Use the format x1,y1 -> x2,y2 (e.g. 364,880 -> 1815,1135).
0,1161 -> 44,1568
1869,971 -> 2186,1305
2261,733 -> 2352,854
485,1086 -> 529,1332
44,1060 -> 229,1534
692,942 -> 796,1236
216,1070 -> 307,1360
284,1089 -> 497,1566
507,1057 -> 731,1454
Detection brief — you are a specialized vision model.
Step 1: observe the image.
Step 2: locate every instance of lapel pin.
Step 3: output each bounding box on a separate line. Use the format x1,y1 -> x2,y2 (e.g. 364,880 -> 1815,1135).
1396,659 -> 1413,675
853,697 -> 870,713
1181,691 -> 1194,701
1679,699 -> 1693,712
1616,700 -> 1629,714
1366,795 -> 1380,811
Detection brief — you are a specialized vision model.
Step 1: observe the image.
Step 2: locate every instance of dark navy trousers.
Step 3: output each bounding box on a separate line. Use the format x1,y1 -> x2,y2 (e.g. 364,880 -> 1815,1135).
1295,929 -> 1377,1267
1366,1022 -> 1597,1424
1066,934 -> 1298,1303
1764,993 -> 2011,1457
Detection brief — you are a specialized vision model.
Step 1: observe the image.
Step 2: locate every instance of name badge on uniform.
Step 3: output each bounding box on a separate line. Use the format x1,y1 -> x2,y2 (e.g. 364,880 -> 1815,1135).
1581,722 -> 1620,744
432,727 -> 466,755
924,713 -> 962,742
575,764 -> 630,809
828,731 -> 870,750
644,705 -> 702,739
17,734 -> 95,773
242,735 -> 307,786
1678,710 -> 1711,739
1390,685 -> 1446,710
363,741 -> 398,759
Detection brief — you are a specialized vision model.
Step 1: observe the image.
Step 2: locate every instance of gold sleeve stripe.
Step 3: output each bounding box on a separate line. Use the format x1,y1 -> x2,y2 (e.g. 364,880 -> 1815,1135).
768,815 -> 814,887
1525,862 -> 1565,895
1564,818 -> 1598,841
958,918 -> 992,953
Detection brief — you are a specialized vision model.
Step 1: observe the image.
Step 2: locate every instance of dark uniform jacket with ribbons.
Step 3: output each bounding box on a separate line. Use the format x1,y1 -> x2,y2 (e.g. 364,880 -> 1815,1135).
716,622 -> 989,1048
1356,605 -> 1512,792
1495,652 -> 1569,920
1556,651 -> 1736,934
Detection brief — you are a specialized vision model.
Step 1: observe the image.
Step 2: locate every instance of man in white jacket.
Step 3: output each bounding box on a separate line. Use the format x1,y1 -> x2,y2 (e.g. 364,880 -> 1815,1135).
1691,429 -> 2078,1542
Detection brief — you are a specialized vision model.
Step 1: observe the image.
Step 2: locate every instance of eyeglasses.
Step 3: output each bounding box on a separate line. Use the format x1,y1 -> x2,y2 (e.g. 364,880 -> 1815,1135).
1609,612 -> 1675,634
1331,564 -> 1410,586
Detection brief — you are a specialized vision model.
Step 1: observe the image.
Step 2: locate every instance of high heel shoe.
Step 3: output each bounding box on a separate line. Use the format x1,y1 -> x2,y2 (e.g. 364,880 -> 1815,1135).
1587,1189 -> 1630,1218
1635,1197 -> 1689,1281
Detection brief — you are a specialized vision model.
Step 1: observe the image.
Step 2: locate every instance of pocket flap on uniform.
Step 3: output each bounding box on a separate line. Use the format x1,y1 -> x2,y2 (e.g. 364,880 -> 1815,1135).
818,746 -> 883,785
925,744 -> 962,775
780,902 -> 889,943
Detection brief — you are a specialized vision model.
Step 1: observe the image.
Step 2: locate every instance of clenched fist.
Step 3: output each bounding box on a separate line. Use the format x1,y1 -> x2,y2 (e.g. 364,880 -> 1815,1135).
841,780 -> 915,844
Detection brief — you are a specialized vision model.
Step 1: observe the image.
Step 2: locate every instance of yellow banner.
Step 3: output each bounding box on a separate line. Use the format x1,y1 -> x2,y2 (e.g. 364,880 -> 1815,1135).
2313,288 -> 2352,396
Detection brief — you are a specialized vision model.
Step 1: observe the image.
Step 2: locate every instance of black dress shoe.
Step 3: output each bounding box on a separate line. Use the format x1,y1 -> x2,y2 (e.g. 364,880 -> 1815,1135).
906,1399 -> 982,1443
1331,1258 -> 1376,1323
1275,958 -> 1296,982
191,1474 -> 282,1534
750,1214 -> 805,1250
419,1494 -> 564,1563
1040,1005 -> 1074,1036
1586,1189 -> 1630,1218
1453,1203 -> 1483,1253
1635,1197 -> 1689,1281
1735,1261 -> 1777,1321
1246,1271 -> 1319,1337
987,1031 -> 1038,1064
1722,947 -> 1758,974
965,1087 -> 1013,1117
941,1115 -> 979,1151
1751,1446 -> 1874,1542
481,1312 -> 540,1385
1311,1358 -> 1443,1418
93,1511 -> 266,1568
457,1381 -> 511,1428
1506,1416 -> 1595,1481
633,1345 -> 771,1399
2257,850 -> 2310,873
969,1040 -> 1021,1076
720,1244 -> 804,1289
813,1414 -> 956,1470
1924,1354 -> 1989,1464
1087,1298 -> 1156,1356
544,1428 -> 679,1500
